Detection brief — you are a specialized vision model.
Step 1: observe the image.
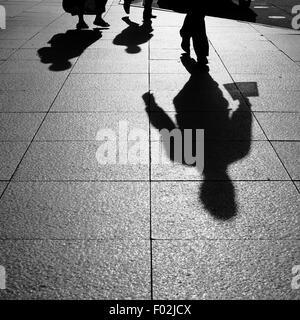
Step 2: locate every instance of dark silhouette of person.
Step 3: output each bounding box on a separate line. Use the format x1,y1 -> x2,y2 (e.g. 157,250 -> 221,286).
178,1 -> 256,66
180,4 -> 209,66
38,29 -> 102,71
113,17 -> 153,53
77,0 -> 109,29
142,56 -> 254,220
123,0 -> 156,20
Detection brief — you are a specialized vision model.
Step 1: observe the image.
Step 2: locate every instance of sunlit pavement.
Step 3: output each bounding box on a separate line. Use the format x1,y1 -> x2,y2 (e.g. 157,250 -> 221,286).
0,0 -> 299,299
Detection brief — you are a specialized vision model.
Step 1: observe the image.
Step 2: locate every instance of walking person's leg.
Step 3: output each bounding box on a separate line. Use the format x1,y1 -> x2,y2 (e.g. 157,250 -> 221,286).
123,0 -> 132,14
143,0 -> 156,19
77,0 -> 89,29
180,14 -> 192,55
94,0 -> 109,27
191,14 -> 209,65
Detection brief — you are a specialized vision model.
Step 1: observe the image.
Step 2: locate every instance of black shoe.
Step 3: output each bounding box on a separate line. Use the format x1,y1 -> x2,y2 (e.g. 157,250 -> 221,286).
143,13 -> 157,19
93,17 -> 110,27
76,21 -> 89,29
123,0 -> 131,14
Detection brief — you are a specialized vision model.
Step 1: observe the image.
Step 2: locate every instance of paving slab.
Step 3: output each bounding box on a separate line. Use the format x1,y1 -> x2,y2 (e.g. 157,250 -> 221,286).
35,112 -> 149,141
150,73 -> 233,92
0,26 -> 41,40
153,240 -> 300,299
211,39 -> 278,53
245,92 -> 300,112
72,58 -> 148,74
151,141 -> 289,181
0,73 -> 67,93
219,51 -> 298,75
0,49 -> 15,60
0,90 -> 57,113
255,112 -> 300,140
8,48 -> 45,60
0,39 -> 27,49
0,60 -> 70,75
151,181 -> 300,239
0,181 -> 149,239
0,142 -> 29,180
150,58 -> 227,74
0,181 -> 8,196
0,240 -> 151,299
149,111 -> 266,141
266,34 -> 300,61
13,141 -> 150,181
63,74 -> 148,92
0,113 -> 44,141
272,141 -> 300,180
295,181 -> 300,193
52,89 -> 146,112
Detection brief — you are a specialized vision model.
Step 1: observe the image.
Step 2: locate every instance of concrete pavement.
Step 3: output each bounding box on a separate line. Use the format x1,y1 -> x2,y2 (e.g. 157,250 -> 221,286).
0,0 -> 299,299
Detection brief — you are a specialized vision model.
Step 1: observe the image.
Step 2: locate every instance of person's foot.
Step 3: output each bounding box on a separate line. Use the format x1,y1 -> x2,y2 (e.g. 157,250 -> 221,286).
76,21 -> 89,29
123,0 -> 131,14
143,13 -> 157,19
93,17 -> 110,27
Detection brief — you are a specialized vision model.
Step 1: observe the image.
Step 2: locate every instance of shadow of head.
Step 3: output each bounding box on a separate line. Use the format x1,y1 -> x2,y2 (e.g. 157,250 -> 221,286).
113,17 -> 153,54
37,29 -> 102,71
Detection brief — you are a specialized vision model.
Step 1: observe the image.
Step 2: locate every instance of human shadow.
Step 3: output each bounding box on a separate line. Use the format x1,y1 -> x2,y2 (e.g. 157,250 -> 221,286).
113,17 -> 153,53
38,29 -> 102,71
143,55 -> 258,220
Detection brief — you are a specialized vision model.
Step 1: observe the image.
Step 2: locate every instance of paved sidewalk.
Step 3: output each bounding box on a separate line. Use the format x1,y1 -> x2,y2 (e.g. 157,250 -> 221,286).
0,0 -> 299,299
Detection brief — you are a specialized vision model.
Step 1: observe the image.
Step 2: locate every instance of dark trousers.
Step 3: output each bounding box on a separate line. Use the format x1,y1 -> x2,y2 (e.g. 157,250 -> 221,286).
79,0 -> 107,16
180,13 -> 209,58
143,0 -> 153,14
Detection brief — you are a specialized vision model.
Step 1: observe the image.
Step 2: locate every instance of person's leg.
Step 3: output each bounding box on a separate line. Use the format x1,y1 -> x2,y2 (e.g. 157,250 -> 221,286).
180,14 -> 192,54
191,14 -> 209,64
143,0 -> 155,19
94,0 -> 110,27
77,0 -> 88,29
123,0 -> 132,14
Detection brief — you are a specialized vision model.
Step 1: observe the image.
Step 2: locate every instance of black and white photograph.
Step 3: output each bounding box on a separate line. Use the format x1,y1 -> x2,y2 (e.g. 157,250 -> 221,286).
0,0 -> 299,304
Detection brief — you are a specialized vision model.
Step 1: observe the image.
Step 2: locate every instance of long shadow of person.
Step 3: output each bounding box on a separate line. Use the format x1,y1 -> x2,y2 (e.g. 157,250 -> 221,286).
143,56 -> 257,220
113,17 -> 153,54
38,29 -> 102,71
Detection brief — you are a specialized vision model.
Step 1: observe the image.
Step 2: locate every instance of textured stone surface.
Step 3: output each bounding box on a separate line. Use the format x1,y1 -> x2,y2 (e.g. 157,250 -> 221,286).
0,0 -> 299,300
0,240 -> 151,300
255,113 -> 300,140
151,141 -> 289,181
272,142 -> 300,180
36,112 -> 149,141
153,240 -> 300,300
0,113 -> 44,141
0,182 -> 8,196
52,89 -> 147,112
13,141 -> 150,181
0,181 -> 150,239
0,142 -> 29,180
151,181 -> 300,239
